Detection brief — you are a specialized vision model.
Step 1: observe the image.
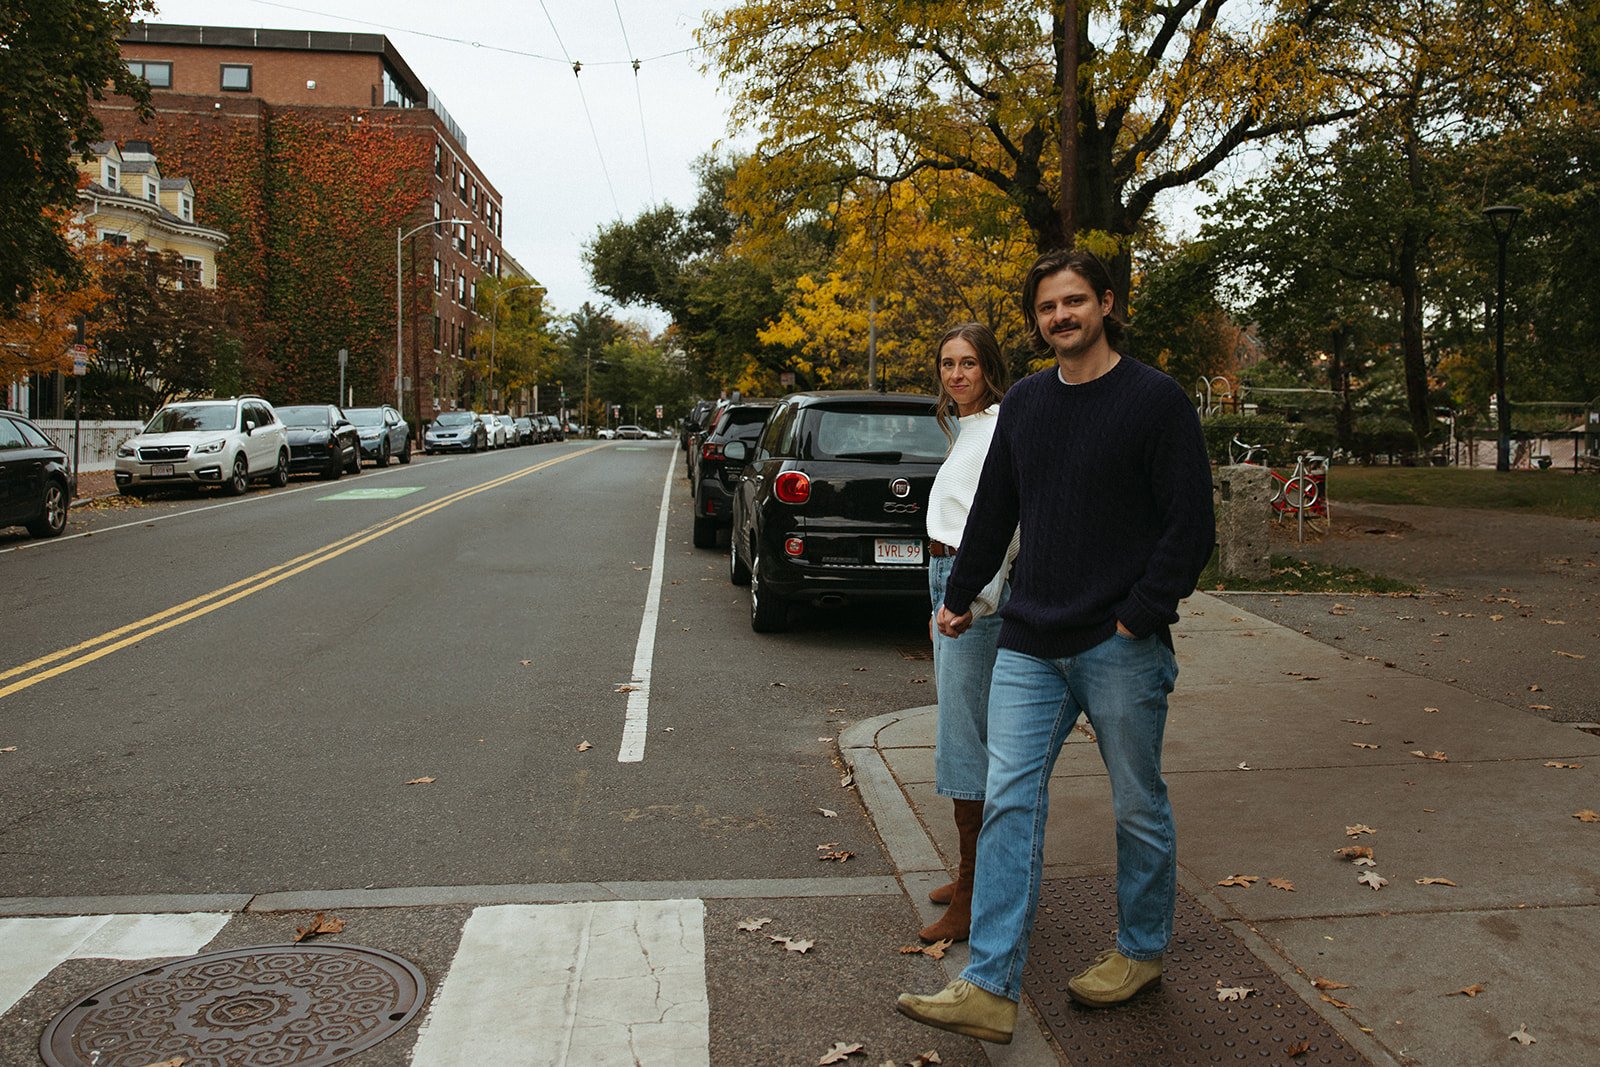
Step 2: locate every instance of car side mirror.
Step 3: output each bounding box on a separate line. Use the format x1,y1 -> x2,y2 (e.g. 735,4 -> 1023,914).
243,421 -> 256,434
724,440 -> 748,462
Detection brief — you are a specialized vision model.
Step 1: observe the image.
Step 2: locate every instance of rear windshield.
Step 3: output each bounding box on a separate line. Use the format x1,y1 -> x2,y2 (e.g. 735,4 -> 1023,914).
276,406 -> 330,428
145,404 -> 235,433
804,405 -> 945,462
715,407 -> 774,437
346,408 -> 384,426
434,412 -> 474,427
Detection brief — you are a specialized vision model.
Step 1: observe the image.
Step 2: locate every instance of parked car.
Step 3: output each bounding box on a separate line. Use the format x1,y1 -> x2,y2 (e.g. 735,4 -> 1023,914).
535,414 -> 565,442
480,413 -> 508,449
424,411 -> 488,454
277,404 -> 362,480
596,427 -> 616,440
0,410 -> 72,539
512,416 -> 536,446
691,400 -> 778,548
346,405 -> 412,465
616,424 -> 649,440
725,391 -> 946,632
681,399 -> 717,452
114,396 -> 289,497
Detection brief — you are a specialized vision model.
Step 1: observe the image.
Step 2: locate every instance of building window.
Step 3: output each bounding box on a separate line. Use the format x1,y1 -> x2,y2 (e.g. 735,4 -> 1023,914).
101,161 -> 120,189
180,257 -> 203,288
432,314 -> 441,352
127,60 -> 172,88
144,178 -> 158,202
456,275 -> 466,306
220,64 -> 252,92
433,199 -> 441,223
433,257 -> 441,293
434,143 -> 442,178
180,195 -> 194,222
100,232 -> 128,246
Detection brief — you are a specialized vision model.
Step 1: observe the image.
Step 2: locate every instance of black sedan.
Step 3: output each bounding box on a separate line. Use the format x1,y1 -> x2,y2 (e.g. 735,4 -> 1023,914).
277,404 -> 361,480
691,399 -> 776,548
726,391 -> 946,632
0,410 -> 72,539
346,405 -> 412,466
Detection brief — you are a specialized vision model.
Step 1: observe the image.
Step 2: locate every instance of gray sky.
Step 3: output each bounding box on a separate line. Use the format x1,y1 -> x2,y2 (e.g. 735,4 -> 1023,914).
147,0 -> 739,328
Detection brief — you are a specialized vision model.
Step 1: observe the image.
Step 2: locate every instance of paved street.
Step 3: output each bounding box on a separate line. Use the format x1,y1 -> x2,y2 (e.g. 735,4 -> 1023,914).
0,441 -> 974,1066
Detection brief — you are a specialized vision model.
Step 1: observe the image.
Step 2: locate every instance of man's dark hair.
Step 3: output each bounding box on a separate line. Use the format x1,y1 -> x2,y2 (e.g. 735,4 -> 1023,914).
1020,249 -> 1126,355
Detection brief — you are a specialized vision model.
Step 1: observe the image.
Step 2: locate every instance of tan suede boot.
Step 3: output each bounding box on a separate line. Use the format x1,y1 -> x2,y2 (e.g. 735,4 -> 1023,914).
1066,948 -> 1163,1007
918,798 -> 983,942
896,979 -> 1016,1043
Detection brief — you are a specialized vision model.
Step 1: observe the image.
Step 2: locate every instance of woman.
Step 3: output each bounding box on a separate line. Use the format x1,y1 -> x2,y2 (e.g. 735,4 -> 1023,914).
920,322 -> 1016,943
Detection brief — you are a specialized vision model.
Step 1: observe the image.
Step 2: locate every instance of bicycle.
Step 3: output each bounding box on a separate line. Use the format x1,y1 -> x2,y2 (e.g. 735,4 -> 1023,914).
1229,438 -> 1329,538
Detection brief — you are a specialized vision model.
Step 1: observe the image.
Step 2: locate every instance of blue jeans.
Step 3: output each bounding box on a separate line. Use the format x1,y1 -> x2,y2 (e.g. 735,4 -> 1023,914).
928,554 -> 1006,799
959,636 -> 1180,1000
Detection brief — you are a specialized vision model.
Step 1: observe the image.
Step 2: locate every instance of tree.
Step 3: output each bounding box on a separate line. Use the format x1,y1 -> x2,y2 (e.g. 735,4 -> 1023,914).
473,276 -> 558,409
1126,241 -> 1240,402
0,217 -> 111,387
0,0 -> 153,311
702,0 -> 1365,303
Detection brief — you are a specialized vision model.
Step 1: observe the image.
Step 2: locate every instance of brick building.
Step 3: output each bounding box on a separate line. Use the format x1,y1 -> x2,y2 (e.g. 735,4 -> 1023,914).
95,22 -> 507,423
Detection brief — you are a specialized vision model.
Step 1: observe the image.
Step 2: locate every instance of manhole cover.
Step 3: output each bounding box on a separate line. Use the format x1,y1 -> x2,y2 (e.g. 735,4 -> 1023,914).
40,943 -> 427,1067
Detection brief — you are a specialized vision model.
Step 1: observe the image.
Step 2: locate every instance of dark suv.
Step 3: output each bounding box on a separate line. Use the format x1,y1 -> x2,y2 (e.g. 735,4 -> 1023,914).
691,400 -> 777,548
725,391 -> 945,632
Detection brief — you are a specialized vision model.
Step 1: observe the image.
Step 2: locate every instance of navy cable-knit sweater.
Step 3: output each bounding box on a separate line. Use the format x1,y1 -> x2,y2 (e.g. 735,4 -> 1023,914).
943,356 -> 1216,659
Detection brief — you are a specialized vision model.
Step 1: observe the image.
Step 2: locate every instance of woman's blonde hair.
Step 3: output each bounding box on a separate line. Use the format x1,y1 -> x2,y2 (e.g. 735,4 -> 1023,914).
934,322 -> 1008,440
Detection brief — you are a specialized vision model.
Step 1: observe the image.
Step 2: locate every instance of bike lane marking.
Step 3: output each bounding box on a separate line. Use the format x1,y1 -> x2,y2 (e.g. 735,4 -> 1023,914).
617,450 -> 677,764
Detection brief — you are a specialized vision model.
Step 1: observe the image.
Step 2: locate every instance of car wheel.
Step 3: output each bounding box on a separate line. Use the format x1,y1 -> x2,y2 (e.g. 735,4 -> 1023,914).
224,454 -> 249,496
729,527 -> 751,586
470,434 -> 479,454
270,449 -> 289,488
377,441 -> 390,467
323,448 -> 343,480
691,506 -> 718,549
347,444 -> 362,474
26,478 -> 70,538
749,550 -> 788,633
399,438 -> 412,464
118,484 -> 145,498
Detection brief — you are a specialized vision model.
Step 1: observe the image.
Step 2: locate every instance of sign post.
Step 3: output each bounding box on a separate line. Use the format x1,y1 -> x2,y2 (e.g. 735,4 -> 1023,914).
338,348 -> 348,408
70,334 -> 88,495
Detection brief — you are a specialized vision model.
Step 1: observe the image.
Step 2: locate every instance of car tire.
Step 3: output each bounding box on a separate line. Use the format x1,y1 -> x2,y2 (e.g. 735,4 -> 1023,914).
270,449 -> 289,488
26,478 -> 70,538
323,449 -> 342,480
729,528 -> 751,586
347,444 -> 361,474
224,454 -> 249,496
692,508 -> 718,549
118,484 -> 144,498
749,550 -> 788,633
377,441 -> 390,467
399,438 -> 412,464
470,435 -> 479,454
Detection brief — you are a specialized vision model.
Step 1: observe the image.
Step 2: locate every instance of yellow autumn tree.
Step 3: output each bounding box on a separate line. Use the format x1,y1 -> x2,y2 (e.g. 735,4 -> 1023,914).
0,215 -> 120,386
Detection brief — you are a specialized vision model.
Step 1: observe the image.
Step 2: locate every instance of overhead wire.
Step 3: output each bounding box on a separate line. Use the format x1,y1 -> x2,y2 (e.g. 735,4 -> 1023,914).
612,0 -> 658,205
537,0 -> 623,220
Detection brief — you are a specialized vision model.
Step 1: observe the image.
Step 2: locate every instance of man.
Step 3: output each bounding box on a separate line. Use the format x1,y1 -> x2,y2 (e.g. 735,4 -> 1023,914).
897,249 -> 1215,1043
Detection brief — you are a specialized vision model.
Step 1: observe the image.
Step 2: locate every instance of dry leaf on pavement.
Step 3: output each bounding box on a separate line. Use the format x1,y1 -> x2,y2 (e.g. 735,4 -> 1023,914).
1342,718 -> 1373,725
1335,845 -> 1376,865
519,659 -> 531,666
1529,684 -> 1542,691
1554,650 -> 1585,659
818,737 -> 834,743
1449,983 -> 1486,997
1216,985 -> 1255,1002
1321,992 -> 1354,1009
772,935 -> 815,953
900,938 -> 954,961
576,741 -> 593,752
817,850 -> 854,862
1573,810 -> 1600,823
906,1053 -> 942,1066
1545,761 -> 1582,769
1311,977 -> 1351,990
1352,742 -> 1380,750
1423,706 -> 1440,713
1267,878 -> 1295,892
1529,704 -> 1555,710
292,912 -> 345,942
1286,1039 -> 1312,1057
840,772 -> 855,788
1409,750 -> 1449,762
1508,1023 -> 1537,1045
1416,877 -> 1458,886
1345,824 -> 1377,837
1237,761 -> 1252,771
818,807 -> 838,818
737,917 -> 772,932
1216,875 -> 1259,887
1358,870 -> 1388,890
818,1041 -> 863,1064
614,684 -> 640,693
0,746 -> 16,753
405,777 -> 436,785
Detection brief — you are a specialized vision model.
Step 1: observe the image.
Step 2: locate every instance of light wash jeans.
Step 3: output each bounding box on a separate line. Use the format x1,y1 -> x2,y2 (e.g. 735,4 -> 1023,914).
928,553 -> 1006,799
959,635 -> 1180,1000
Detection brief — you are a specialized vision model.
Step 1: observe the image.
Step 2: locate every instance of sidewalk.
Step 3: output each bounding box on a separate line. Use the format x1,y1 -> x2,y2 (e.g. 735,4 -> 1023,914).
842,591 -> 1600,1066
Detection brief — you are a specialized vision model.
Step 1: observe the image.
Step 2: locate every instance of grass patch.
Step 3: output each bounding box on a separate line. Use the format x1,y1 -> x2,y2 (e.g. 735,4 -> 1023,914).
1202,553 -> 1417,594
1328,466 -> 1600,520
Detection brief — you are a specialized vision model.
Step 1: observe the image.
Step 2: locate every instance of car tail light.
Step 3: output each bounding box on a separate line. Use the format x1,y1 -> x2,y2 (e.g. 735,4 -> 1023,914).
701,442 -> 723,461
784,536 -> 804,557
704,496 -> 716,515
774,470 -> 810,504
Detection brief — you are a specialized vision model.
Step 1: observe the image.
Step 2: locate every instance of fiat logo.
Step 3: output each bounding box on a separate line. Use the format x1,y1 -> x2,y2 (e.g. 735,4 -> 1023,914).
890,478 -> 911,498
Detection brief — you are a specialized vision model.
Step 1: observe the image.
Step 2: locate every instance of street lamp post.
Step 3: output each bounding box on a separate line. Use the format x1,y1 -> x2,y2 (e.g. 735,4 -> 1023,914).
488,281 -> 546,412
396,217 -> 469,421
1483,204 -> 1523,473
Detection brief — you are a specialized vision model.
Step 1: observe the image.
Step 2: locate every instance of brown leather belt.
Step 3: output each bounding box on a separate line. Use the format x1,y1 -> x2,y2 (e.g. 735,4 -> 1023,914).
928,540 -> 956,557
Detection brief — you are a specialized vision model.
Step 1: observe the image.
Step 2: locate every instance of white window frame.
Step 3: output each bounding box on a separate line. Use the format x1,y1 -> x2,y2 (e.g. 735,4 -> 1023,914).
102,161 -> 120,189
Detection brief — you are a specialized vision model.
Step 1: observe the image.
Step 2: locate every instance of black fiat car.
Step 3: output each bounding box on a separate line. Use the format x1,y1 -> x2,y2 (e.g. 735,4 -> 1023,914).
724,391 -> 946,632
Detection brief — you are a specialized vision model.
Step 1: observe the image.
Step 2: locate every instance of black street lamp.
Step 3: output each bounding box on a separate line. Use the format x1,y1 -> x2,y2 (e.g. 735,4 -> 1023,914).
1484,204 -> 1523,472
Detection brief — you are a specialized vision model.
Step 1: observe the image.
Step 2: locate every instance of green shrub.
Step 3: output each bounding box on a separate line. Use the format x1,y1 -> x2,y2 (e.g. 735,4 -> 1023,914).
1201,414 -> 1293,464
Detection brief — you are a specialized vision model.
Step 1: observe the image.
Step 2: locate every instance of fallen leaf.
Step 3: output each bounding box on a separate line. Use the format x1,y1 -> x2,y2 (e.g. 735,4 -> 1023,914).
1345,824 -> 1377,837
1342,718 -> 1373,725
404,776 -> 436,785
901,937 -> 955,961
1573,810 -> 1600,823
1237,761 -> 1252,771
1423,706 -> 1440,714
817,850 -> 854,862
818,736 -> 835,743
1490,614 -> 1505,622
1217,875 -> 1259,887
818,1040 -> 863,1064
1321,992 -> 1354,1009
292,912 -> 345,942
737,917 -> 772,932
576,741 -> 593,752
1543,619 -> 1566,625
1312,977 -> 1352,990
1545,760 -> 1582,769
816,842 -> 838,850
1528,684 -> 1543,692
1554,650 -> 1585,659
818,807 -> 838,818
1352,742 -> 1381,750
1529,704 -> 1555,711
1508,1023 -> 1536,1045
769,935 -> 815,953
0,746 -> 16,753
1416,877 -> 1458,886
1450,983 -> 1485,997
614,684 -> 639,693
907,1053 -> 942,1067
1286,1039 -> 1312,1057
839,772 -> 855,788
1409,750 -> 1449,762
771,681 -> 790,687
1267,878 -> 1296,892
519,659 -> 531,666
1358,870 -> 1388,890
1216,984 -> 1256,1002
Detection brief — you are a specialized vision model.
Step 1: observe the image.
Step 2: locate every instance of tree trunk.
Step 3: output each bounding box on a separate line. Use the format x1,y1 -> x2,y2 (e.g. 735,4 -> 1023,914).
1328,325 -> 1354,455
1397,225 -> 1431,453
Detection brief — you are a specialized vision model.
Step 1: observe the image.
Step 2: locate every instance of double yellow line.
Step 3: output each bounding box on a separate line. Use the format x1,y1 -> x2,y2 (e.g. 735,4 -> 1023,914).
0,447 -> 603,702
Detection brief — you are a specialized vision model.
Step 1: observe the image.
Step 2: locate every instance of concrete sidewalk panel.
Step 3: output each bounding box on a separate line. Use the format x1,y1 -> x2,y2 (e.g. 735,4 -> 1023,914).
1256,906 -> 1600,1066
1175,625 -> 1360,688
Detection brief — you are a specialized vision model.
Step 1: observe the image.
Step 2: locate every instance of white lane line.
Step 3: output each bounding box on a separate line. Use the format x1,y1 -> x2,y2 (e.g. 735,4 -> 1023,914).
618,453 -> 677,763
408,900 -> 710,1067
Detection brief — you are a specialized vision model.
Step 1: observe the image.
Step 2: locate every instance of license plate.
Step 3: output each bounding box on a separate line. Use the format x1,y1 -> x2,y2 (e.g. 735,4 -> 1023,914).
874,537 -> 923,564
151,463 -> 175,477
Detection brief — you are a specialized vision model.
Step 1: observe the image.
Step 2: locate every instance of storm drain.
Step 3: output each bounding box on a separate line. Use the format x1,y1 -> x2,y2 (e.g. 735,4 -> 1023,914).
897,645 -> 935,661
40,943 -> 427,1067
1025,877 -> 1371,1065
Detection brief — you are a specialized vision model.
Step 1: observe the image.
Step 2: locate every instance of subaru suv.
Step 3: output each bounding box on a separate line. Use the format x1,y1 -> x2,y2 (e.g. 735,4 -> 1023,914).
725,391 -> 944,632
115,396 -> 289,497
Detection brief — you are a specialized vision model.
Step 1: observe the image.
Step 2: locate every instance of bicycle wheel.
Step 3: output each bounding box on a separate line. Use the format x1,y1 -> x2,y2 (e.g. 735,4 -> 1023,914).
1282,477 -> 1319,510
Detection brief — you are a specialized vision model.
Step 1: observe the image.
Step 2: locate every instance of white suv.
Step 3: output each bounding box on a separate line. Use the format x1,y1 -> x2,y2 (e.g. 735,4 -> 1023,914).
115,396 -> 290,497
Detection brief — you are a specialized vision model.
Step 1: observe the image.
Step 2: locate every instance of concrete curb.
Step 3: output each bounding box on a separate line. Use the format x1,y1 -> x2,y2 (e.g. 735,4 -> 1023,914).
842,708 -> 1064,1066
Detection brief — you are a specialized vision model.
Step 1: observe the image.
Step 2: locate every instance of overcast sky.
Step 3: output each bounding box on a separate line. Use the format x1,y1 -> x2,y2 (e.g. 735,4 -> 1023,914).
146,0 -> 739,329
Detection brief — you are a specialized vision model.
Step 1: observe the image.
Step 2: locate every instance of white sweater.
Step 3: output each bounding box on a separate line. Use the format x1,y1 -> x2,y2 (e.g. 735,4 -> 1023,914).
927,405 -> 1018,617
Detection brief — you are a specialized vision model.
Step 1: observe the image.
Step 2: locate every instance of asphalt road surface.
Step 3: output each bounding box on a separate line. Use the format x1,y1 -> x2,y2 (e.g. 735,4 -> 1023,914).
0,442 -> 983,1066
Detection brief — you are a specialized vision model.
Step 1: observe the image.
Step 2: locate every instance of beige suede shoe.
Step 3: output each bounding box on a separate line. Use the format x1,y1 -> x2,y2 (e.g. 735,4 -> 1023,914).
896,979 -> 1017,1044
1066,949 -> 1163,1007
